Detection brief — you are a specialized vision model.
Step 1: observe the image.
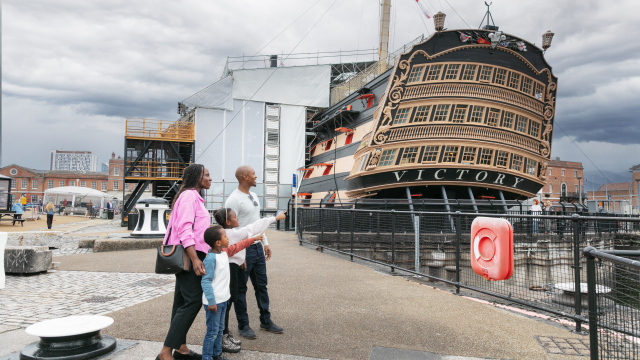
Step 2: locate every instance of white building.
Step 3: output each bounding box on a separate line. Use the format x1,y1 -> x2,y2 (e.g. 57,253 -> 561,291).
49,150 -> 98,172
180,65 -> 331,210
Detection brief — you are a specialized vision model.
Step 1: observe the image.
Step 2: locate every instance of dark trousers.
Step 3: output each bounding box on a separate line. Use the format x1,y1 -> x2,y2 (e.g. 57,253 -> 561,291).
235,244 -> 271,328
47,214 -> 54,229
12,214 -> 21,225
224,263 -> 241,334
164,251 -> 206,349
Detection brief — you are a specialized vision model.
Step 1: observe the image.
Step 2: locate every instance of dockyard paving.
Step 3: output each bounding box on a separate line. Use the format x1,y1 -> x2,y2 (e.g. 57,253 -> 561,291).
1,228 -> 591,359
0,211 -> 98,232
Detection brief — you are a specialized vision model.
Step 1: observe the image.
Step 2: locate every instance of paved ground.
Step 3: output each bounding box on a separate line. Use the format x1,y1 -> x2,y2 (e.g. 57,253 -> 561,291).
3,229 -> 592,359
0,210 -> 97,232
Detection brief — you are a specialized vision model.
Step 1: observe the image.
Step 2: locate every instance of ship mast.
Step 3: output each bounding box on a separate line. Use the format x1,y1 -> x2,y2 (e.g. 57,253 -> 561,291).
379,0 -> 391,66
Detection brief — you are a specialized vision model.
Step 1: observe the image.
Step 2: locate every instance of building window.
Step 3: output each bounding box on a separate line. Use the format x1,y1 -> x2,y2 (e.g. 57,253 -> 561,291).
113,181 -> 119,190
426,64 -> 443,80
561,183 -> 567,195
451,105 -> 468,123
462,147 -> 477,163
10,168 -> 17,176
529,121 -> 540,138
501,111 -> 514,129
91,181 -> 97,190
496,151 -> 509,168
486,108 -> 500,127
494,68 -> 507,85
407,66 -> 425,83
442,146 -> 459,163
70,181 -> 76,186
31,195 -> 38,203
462,65 -> 477,80
432,104 -> 450,122
479,66 -> 493,82
422,146 -> 440,163
48,180 -> 54,189
515,115 -> 528,133
511,154 -> 523,171
535,83 -> 544,100
549,168 -> 552,176
562,169 -> 565,177
526,159 -> 537,176
59,181 -> 65,187
574,184 -> 579,192
469,106 -> 485,123
32,180 -> 38,190
378,149 -> 398,167
80,181 -> 86,187
102,182 -> 107,191
393,108 -> 411,125
522,77 -> 533,94
479,149 -> 493,165
444,64 -> 460,79
413,105 -> 431,123
21,179 -> 27,189
508,73 -> 520,89
114,167 -> 120,176
549,184 -> 553,193
400,147 -> 419,164
11,179 -> 16,189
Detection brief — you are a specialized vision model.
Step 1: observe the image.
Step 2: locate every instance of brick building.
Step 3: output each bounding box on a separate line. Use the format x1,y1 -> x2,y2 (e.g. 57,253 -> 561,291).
539,157 -> 585,203
585,165 -> 640,214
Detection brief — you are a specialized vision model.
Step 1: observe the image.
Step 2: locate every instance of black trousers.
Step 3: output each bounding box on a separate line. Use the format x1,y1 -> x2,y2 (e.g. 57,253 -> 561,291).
47,214 -> 54,229
164,251 -> 206,349
12,214 -> 21,225
224,263 -> 241,334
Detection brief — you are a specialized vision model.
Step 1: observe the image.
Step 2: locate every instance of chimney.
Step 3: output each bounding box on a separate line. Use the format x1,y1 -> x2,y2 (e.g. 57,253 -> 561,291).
112,152 -> 115,159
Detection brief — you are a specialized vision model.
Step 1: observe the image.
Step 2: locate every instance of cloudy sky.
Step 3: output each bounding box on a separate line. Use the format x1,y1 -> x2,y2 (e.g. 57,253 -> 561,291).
3,0 -> 640,188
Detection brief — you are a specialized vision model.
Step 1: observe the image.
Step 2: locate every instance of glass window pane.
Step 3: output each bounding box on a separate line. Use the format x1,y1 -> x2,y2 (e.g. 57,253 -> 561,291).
210,183 -> 224,196
224,183 -> 239,195
279,184 -> 292,197
278,197 -> 290,210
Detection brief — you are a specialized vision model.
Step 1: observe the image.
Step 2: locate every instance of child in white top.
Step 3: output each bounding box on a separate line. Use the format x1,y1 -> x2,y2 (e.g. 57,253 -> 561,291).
200,226 -> 259,360
212,208 -> 286,351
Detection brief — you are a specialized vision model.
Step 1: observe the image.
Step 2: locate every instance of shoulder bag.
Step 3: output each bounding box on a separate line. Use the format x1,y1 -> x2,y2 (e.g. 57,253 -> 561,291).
155,215 -> 195,274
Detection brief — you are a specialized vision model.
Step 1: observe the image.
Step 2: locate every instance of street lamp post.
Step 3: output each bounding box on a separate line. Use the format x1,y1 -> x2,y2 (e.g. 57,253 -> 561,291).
636,179 -> 640,215
577,177 -> 582,205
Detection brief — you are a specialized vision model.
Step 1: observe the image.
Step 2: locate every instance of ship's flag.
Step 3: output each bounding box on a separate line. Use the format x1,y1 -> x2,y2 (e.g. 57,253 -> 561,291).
498,41 -> 510,48
477,37 -> 490,45
516,41 -> 527,51
415,0 -> 432,19
460,33 -> 471,42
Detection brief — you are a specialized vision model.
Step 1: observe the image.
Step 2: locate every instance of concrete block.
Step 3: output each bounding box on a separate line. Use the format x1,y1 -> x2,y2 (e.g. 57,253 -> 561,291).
50,262 -> 60,269
94,238 -> 163,252
4,246 -> 52,274
78,239 -> 96,248
7,233 -> 64,248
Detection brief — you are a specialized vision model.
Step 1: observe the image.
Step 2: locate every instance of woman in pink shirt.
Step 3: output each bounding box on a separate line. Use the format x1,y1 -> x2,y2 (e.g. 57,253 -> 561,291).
158,164 -> 212,360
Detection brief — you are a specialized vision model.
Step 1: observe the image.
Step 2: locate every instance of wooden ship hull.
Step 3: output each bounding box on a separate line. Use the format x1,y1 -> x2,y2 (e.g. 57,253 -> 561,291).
299,25 -> 557,204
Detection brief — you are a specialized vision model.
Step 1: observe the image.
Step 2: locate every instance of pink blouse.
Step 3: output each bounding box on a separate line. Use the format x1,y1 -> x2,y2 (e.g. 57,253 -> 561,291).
164,189 -> 211,253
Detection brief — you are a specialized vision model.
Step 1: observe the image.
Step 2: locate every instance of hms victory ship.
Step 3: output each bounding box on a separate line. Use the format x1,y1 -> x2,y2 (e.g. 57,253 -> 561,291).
299,4 -> 557,206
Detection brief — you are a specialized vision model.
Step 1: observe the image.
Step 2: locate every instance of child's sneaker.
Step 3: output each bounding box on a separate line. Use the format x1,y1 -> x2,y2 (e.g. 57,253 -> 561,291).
222,334 -> 241,353
226,333 -> 242,346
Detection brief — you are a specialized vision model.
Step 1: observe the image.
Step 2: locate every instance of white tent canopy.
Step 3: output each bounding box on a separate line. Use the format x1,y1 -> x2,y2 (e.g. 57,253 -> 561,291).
44,186 -> 111,209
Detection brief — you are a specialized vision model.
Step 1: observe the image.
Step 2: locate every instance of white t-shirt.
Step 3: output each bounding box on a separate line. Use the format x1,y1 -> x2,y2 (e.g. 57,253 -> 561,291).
225,189 -> 269,246
531,204 -> 542,214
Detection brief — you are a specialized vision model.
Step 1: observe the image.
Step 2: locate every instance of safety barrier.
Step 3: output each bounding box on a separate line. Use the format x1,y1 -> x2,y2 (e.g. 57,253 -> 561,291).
295,208 -> 640,359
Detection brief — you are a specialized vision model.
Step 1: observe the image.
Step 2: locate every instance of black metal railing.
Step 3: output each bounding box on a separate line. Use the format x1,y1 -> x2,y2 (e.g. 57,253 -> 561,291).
295,208 -> 640,358
584,247 -> 640,359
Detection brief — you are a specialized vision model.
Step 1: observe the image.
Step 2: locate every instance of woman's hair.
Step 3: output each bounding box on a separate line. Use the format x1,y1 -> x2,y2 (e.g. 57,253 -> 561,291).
204,225 -> 224,247
213,208 -> 232,228
46,202 -> 54,212
171,164 -> 205,208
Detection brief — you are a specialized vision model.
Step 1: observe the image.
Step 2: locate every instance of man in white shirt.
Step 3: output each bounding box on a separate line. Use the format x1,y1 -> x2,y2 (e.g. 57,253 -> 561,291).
225,166 -> 283,339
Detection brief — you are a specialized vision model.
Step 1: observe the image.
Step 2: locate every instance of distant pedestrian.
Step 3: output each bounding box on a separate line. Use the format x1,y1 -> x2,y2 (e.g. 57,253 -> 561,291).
11,200 -> 23,225
39,199 -> 43,213
531,199 -> 542,234
157,164 -> 212,360
45,202 -> 55,229
20,195 -> 27,208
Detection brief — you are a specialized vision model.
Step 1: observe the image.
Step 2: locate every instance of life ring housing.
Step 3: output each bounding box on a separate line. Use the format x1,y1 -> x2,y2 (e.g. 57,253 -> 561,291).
470,217 -> 514,281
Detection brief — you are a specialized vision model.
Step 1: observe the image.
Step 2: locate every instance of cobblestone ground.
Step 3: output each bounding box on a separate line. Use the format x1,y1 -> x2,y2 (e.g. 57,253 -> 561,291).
0,271 -> 174,328
51,247 -> 94,256
70,220 -> 123,233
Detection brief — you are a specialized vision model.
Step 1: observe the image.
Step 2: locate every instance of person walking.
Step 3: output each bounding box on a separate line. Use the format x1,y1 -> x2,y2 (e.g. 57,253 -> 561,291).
11,200 -> 24,225
531,199 -> 542,234
157,164 -> 212,360
45,202 -> 55,229
225,166 -> 283,340
20,195 -> 27,208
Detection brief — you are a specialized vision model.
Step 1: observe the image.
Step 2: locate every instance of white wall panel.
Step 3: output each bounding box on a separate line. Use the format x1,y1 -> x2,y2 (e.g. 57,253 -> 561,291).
279,105 -> 306,185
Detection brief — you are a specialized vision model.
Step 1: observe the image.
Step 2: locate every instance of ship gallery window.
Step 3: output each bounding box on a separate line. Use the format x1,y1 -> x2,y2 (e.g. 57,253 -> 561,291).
469,106 -> 485,123
501,111 -> 514,129
358,153 -> 369,172
442,146 -> 459,163
413,105 -> 431,123
535,83 -> 544,100
444,64 -> 461,79
527,159 -> 537,176
426,64 -> 443,80
452,105 -> 468,123
522,77 -> 533,94
495,69 -> 507,85
462,65 -> 477,80
407,66 -> 425,83
378,149 -> 397,167
479,66 -> 493,82
479,149 -> 493,165
529,121 -> 540,138
515,115 -> 528,133
393,108 -> 411,125
508,73 -> 521,90
511,154 -> 523,171
422,146 -> 440,163
432,104 -> 450,121
400,147 -> 419,164
496,151 -> 509,167
462,147 -> 477,163
486,108 -> 500,127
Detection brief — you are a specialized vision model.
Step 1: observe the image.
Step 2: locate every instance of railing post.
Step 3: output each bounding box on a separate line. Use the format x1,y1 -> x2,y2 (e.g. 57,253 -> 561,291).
414,215 -> 420,273
320,207 -> 324,253
391,210 -> 395,272
584,247 -> 599,360
350,209 -> 354,262
455,212 -> 461,294
298,207 -> 303,246
572,214 -> 583,333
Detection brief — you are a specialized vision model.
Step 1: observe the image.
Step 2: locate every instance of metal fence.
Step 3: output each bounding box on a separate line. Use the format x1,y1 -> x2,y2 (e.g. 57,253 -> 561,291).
295,208 -> 640,359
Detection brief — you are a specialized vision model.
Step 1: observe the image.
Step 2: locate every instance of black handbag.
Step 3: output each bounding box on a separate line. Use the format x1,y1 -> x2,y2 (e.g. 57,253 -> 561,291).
155,216 -> 194,274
